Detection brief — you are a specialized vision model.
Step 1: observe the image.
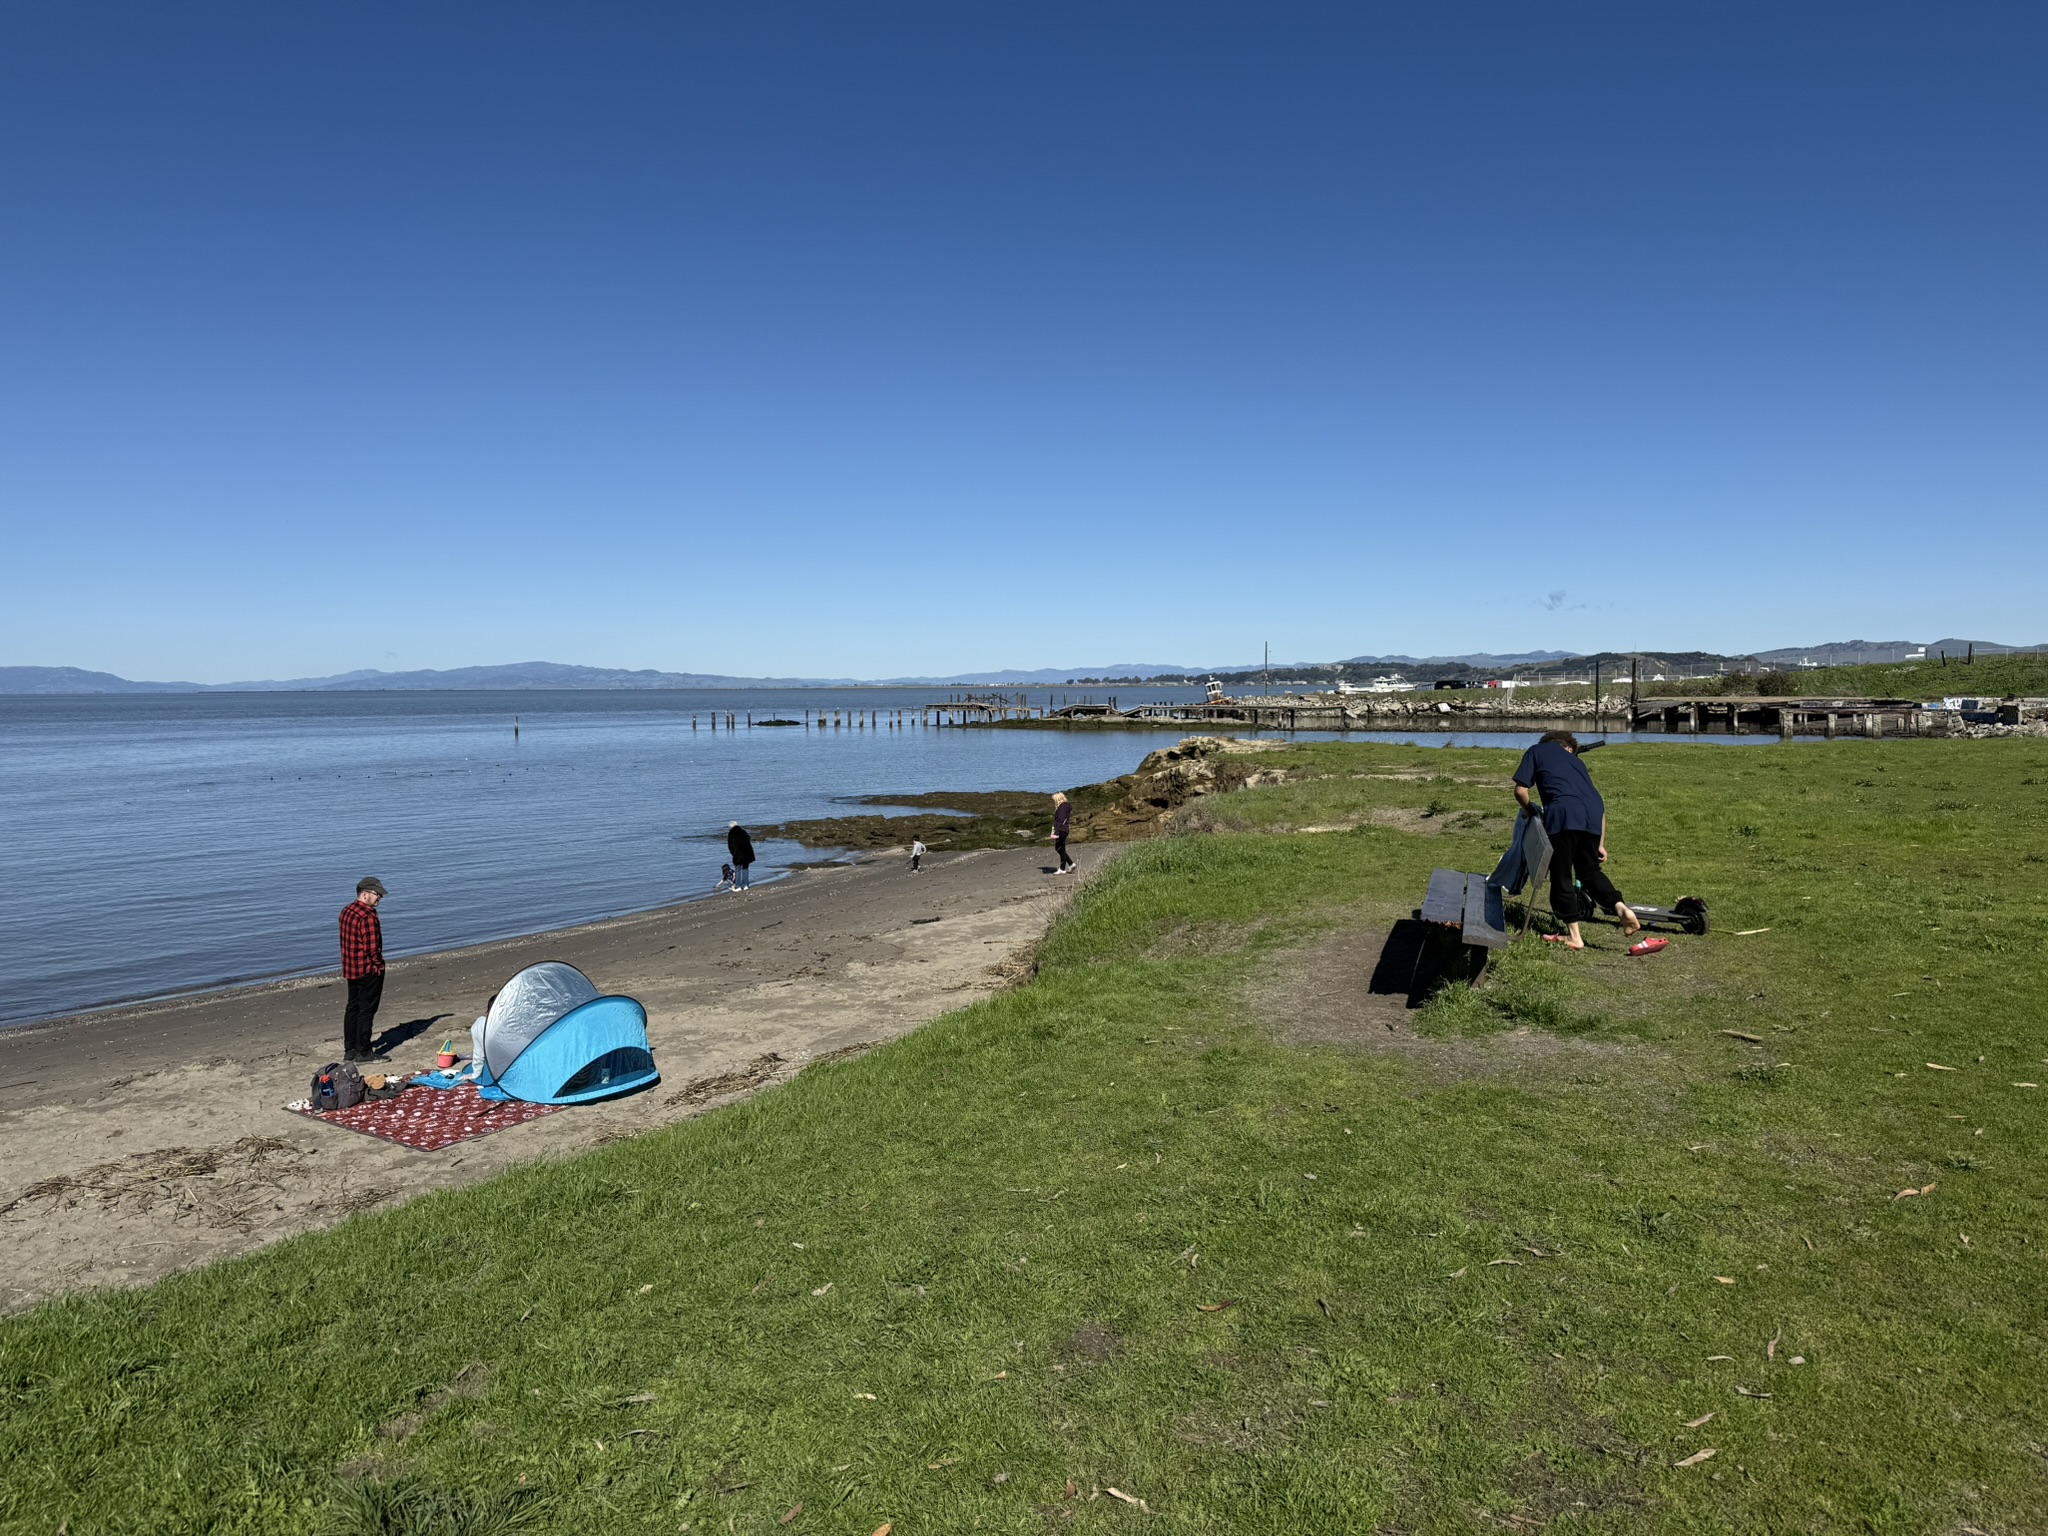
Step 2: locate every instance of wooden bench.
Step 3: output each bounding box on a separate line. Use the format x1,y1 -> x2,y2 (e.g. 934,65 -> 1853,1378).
1420,867 -> 1512,955
1372,820 -> 1553,1005
1367,869 -> 1511,1005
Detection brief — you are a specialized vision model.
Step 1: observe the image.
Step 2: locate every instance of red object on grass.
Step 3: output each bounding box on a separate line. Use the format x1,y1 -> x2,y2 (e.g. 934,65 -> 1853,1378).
290,1082 -> 562,1151
1628,936 -> 1671,956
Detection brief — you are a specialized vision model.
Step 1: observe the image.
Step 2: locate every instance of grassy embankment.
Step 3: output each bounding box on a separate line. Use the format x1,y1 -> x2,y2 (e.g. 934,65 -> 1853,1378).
4,739 -> 2047,1533
1636,653 -> 2048,702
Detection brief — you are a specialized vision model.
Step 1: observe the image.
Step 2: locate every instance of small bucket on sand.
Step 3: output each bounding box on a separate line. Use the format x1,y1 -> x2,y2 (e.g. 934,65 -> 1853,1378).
437,1039 -> 458,1069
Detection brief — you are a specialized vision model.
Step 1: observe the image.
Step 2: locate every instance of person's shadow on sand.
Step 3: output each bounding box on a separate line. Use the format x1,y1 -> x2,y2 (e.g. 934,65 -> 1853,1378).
373,1013 -> 449,1056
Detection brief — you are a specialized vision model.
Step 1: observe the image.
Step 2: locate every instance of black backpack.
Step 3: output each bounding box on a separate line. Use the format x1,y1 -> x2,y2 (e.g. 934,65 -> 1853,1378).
312,1061 -> 368,1112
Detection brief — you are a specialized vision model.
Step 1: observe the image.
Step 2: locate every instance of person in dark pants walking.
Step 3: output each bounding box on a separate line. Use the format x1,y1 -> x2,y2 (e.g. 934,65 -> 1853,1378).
1511,732 -> 1640,949
339,876 -> 387,1061
1048,791 -> 1076,874
727,822 -> 756,891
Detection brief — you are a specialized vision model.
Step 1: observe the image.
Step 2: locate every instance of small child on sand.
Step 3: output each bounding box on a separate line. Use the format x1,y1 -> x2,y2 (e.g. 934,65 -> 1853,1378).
909,838 -> 926,873
716,861 -> 737,892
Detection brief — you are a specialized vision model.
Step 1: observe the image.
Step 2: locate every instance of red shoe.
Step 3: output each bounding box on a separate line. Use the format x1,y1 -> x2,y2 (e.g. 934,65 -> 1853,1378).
1628,937 -> 1670,956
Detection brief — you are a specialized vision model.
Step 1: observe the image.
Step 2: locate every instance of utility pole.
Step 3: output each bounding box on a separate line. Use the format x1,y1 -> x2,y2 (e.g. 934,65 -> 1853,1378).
1264,641 -> 1270,691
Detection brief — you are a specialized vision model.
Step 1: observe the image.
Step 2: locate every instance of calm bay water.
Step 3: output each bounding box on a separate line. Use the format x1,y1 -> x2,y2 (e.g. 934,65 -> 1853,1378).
0,690 -> 1761,1026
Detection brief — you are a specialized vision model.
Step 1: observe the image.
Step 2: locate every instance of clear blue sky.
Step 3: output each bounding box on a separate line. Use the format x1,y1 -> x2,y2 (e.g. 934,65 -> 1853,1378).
3,3 -> 2043,681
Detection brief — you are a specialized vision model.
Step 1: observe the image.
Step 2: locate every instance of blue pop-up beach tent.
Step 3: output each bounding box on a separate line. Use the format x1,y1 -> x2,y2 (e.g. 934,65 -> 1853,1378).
470,961 -> 659,1105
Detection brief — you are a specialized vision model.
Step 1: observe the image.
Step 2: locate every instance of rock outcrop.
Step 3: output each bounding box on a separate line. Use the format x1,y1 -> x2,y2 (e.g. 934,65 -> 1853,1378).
1078,736 -> 1288,838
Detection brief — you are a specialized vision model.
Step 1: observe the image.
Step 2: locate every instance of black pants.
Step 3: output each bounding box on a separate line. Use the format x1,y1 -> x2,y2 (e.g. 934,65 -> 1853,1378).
344,973 -> 384,1058
1549,830 -> 1625,923
1055,833 -> 1073,870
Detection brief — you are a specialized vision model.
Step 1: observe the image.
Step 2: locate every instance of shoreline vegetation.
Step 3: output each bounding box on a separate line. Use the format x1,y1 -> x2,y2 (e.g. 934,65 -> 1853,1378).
757,737 -> 1281,853
950,654 -> 2048,734
5,731 -> 2046,1531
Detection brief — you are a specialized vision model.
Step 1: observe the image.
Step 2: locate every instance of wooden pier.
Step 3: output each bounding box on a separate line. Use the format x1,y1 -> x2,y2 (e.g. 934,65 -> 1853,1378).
1626,696 -> 1935,737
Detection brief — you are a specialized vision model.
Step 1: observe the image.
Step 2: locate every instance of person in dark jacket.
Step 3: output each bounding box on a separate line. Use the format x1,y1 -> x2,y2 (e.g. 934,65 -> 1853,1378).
727,822 -> 756,891
1048,791 -> 1076,874
338,876 -> 387,1061
1511,732 -> 1640,949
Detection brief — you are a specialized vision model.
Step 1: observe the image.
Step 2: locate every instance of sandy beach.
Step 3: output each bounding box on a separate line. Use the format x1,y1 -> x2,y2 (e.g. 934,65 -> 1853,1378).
0,843 -> 1112,1314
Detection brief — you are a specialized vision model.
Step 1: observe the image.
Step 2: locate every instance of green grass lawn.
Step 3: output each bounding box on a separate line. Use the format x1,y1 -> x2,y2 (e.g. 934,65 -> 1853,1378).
1637,652 -> 2048,701
4,739 -> 2046,1534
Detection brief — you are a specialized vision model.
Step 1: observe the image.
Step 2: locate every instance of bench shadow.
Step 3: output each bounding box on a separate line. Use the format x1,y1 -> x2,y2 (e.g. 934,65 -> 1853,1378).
1371,919 -> 1484,1008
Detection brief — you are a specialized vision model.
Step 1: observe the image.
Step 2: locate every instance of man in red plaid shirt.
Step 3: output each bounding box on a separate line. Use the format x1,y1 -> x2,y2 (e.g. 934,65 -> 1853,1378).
339,876 -> 388,1062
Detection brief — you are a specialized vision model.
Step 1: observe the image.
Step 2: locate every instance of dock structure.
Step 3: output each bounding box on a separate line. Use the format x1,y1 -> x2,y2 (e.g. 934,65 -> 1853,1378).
1626,696 -> 1938,737
920,692 -> 1048,726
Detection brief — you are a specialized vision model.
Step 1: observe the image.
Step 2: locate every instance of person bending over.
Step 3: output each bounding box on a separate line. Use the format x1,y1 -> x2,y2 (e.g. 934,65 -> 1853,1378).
727,821 -> 756,891
1511,731 -> 1640,949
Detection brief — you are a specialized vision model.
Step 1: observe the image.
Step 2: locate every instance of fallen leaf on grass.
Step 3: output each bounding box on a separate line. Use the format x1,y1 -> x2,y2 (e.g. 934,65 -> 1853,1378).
1675,1447 -> 1718,1468
927,1456 -> 959,1469
750,1274 -> 774,1296
619,1392 -> 657,1404
812,1283 -> 834,1296
1684,1412 -> 1716,1428
992,1472 -> 1010,1485
1720,1030 -> 1764,1043
1172,1244 -> 1198,1268
1714,1276 -> 1737,1285
1735,1387 -> 1772,1399
1767,1330 -> 1781,1361
853,1392 -> 876,1400
1106,1487 -> 1153,1513
637,1284 -> 655,1294
780,1505 -> 802,1525
1705,1355 -> 1733,1362
1733,928 -> 1771,936
2014,1083 -> 2039,1089
1447,1267 -> 1468,1279
1486,1259 -> 1523,1267
872,1526 -> 893,1536
1196,1301 -> 1237,1313
985,1371 -> 1010,1380
1925,1063 -> 1957,1072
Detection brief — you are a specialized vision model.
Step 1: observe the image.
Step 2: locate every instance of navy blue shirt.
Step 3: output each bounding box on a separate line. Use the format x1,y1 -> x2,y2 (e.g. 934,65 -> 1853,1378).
1513,740 -> 1605,837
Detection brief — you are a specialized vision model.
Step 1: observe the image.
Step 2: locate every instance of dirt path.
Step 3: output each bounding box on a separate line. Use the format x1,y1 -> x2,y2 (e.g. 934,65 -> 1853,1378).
0,844 -> 1113,1313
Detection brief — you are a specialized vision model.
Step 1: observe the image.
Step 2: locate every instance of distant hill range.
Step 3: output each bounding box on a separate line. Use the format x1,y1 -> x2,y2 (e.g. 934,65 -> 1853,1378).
3,640 -> 2041,695
0,662 -> 838,694
1749,639 -> 2043,667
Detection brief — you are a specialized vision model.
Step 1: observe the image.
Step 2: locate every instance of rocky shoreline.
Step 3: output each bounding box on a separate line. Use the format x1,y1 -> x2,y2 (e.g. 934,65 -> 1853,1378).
757,737 -> 1286,852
